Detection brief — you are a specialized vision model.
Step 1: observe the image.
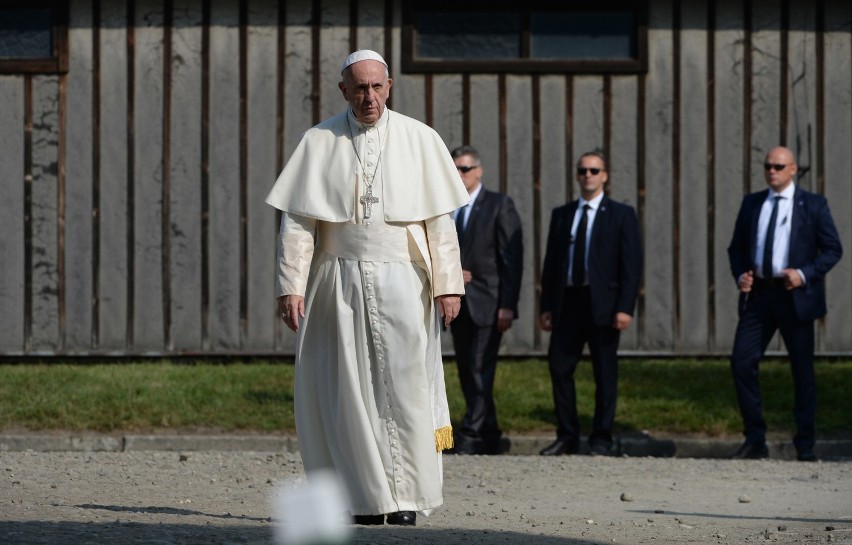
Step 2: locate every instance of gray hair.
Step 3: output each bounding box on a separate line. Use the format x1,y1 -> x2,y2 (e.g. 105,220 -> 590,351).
450,145 -> 481,163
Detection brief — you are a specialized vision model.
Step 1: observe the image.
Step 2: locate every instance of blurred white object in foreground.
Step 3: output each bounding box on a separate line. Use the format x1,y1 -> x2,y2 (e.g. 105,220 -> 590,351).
271,469 -> 353,545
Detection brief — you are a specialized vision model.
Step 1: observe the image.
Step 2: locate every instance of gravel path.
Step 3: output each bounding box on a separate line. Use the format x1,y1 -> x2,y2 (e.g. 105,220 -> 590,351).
3,450 -> 851,544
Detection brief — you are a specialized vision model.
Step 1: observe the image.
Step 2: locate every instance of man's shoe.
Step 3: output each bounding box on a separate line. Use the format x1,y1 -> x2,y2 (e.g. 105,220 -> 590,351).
353,514 -> 384,525
796,448 -> 818,462
729,441 -> 769,460
539,439 -> 579,456
386,511 -> 416,526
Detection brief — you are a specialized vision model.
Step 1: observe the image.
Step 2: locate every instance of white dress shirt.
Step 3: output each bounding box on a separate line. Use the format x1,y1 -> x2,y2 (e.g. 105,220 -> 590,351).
755,183 -> 795,279
567,192 -> 604,285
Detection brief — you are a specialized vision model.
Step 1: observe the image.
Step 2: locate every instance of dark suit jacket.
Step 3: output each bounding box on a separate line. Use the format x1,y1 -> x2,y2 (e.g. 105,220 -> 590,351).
727,186 -> 842,321
540,197 -> 642,327
458,187 -> 523,327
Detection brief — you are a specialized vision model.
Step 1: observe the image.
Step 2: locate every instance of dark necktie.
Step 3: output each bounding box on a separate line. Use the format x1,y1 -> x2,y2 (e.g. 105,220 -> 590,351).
455,208 -> 467,245
762,196 -> 781,280
572,204 -> 591,287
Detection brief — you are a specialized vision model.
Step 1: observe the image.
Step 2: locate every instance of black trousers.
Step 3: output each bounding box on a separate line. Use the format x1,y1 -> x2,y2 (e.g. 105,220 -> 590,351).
450,301 -> 503,452
547,287 -> 620,448
730,283 -> 816,450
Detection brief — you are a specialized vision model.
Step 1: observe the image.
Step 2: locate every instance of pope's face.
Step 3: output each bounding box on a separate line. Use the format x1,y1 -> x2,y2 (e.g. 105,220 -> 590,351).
339,60 -> 392,125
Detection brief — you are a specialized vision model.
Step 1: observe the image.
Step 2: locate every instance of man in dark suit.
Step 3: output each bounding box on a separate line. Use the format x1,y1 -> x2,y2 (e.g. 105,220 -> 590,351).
727,146 -> 842,462
449,145 -> 523,455
538,151 -> 642,456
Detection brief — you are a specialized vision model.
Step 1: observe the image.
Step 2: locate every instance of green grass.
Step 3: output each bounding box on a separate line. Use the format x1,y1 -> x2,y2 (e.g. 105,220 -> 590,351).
1,359 -> 850,437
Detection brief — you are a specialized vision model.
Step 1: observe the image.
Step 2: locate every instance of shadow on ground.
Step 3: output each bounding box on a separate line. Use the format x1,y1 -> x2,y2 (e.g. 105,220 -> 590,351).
1,520 -> 623,545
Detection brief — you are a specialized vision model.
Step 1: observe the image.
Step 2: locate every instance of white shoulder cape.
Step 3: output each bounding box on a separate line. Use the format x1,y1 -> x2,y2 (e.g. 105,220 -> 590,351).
265,109 -> 469,221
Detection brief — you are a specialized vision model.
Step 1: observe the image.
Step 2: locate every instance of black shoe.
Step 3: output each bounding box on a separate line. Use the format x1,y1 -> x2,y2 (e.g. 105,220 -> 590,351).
729,441 -> 769,460
539,439 -> 580,456
386,511 -> 416,526
353,514 -> 384,525
796,448 -> 818,462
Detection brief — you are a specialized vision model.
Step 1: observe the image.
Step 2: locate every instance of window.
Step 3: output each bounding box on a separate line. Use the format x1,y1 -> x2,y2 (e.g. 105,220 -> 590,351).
0,0 -> 68,74
402,1 -> 647,74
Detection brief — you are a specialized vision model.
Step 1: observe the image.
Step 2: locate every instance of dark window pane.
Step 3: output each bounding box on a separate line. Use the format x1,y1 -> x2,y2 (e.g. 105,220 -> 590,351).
0,9 -> 53,59
416,12 -> 521,59
530,12 -> 635,59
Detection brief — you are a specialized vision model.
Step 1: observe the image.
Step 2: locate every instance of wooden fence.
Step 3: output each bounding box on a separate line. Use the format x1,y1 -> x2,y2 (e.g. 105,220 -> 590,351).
0,0 -> 850,356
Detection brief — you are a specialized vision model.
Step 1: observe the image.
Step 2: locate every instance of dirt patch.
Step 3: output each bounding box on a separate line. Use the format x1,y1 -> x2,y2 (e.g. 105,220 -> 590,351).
2,450 -> 850,544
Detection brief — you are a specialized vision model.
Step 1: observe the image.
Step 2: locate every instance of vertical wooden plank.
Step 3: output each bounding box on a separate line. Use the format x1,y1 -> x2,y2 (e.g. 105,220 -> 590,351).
751,0 -> 784,352
30,76 -> 61,351
389,0 -> 424,122
319,0 -> 349,120
132,0 -> 166,350
679,0 -> 710,351
64,1 -> 94,352
97,2 -> 129,349
537,76 -> 568,354
608,75 -> 640,350
246,0 -> 279,350
431,75 -> 463,148
786,2 -> 818,191
643,0 -> 675,350
571,76 -> 605,156
282,0 -> 313,162
749,0 -> 782,191
207,0 -> 241,350
169,0 -> 204,350
0,77 -> 25,352
714,0 -> 747,352
469,75 -> 500,175
821,1 -> 852,352
503,76 -> 535,354
278,0 -> 313,352
356,0 -> 384,52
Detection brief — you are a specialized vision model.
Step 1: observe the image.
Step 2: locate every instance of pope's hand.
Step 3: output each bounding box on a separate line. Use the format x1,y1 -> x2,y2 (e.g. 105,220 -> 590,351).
278,295 -> 305,333
436,295 -> 461,327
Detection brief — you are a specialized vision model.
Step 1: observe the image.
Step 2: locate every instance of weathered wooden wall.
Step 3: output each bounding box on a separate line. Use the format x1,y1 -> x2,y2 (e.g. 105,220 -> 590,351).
0,0 -> 850,356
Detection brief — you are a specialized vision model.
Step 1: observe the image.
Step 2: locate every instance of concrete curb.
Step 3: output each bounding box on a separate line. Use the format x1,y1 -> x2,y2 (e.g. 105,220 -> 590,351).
2,433 -> 850,460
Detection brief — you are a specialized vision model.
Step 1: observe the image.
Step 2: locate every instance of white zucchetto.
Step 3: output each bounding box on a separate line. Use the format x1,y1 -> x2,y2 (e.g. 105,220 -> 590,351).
340,49 -> 388,74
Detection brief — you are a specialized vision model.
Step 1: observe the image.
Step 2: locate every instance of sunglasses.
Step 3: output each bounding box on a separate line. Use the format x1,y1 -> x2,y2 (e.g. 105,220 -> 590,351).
456,165 -> 479,173
576,167 -> 602,175
764,163 -> 789,171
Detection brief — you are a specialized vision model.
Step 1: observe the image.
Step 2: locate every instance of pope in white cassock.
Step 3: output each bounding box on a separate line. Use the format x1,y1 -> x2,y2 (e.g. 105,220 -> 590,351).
265,50 -> 469,526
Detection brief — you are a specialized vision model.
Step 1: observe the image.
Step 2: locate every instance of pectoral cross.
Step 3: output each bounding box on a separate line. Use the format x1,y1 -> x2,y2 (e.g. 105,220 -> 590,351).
359,185 -> 379,219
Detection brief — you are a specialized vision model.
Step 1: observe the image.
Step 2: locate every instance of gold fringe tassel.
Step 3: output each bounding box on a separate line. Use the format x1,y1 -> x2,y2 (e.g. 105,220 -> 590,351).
434,425 -> 454,452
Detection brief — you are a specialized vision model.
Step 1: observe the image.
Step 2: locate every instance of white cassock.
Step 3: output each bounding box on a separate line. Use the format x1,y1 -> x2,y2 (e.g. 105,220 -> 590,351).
266,108 -> 469,516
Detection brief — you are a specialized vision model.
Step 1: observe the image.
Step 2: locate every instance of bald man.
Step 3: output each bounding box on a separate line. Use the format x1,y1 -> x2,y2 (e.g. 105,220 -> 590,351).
727,146 -> 842,461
